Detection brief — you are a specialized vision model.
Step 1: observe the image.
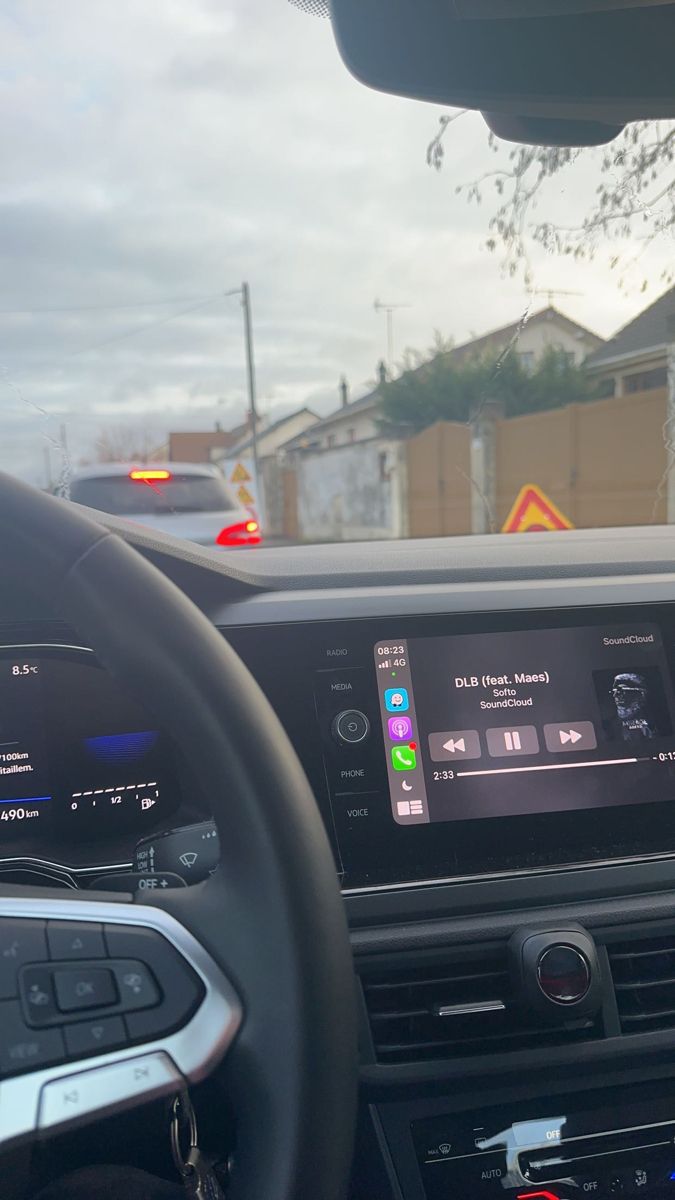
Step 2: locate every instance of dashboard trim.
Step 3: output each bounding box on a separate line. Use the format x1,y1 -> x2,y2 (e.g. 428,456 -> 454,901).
0,641 -> 94,655
0,856 -> 134,889
341,848 -> 675,897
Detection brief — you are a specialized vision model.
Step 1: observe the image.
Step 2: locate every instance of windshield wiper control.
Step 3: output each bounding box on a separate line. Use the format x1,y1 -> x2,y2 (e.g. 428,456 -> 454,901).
134,821 -> 220,884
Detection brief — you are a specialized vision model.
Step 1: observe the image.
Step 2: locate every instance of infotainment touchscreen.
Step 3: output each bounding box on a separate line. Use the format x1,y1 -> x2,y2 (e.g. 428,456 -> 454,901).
374,623 -> 675,828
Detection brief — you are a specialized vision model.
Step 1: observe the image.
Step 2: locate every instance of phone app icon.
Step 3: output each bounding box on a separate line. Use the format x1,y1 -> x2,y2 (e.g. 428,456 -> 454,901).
388,715 -> 413,741
391,745 -> 417,771
385,687 -> 409,712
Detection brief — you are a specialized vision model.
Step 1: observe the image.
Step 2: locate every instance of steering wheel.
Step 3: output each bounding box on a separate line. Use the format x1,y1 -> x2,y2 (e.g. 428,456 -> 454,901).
0,474 -> 358,1200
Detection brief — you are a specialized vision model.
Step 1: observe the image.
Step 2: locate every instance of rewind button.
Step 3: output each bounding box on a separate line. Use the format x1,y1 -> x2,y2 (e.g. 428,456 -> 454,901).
428,730 -> 481,762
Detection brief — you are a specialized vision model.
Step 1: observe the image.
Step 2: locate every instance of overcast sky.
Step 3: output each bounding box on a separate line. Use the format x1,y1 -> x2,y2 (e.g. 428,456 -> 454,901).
0,0 -> 669,484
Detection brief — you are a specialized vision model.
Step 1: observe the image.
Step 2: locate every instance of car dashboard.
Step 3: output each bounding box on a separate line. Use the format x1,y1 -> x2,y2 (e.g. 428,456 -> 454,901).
6,519 -> 675,1199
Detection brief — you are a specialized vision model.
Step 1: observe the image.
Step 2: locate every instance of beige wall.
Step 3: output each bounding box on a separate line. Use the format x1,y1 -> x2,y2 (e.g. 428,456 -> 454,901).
496,389 -> 667,527
406,389 -> 668,535
407,421 -> 472,537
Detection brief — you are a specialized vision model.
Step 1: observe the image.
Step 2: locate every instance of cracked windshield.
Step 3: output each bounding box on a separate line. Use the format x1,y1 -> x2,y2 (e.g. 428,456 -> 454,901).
2,0 -> 674,548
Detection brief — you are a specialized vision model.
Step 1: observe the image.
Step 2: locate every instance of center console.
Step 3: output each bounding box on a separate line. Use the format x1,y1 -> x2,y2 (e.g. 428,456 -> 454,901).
225,603 -> 675,894
223,602 -> 675,1200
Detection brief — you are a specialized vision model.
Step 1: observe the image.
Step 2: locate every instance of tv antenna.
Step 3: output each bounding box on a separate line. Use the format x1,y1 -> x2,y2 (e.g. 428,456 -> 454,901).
374,298 -> 411,372
531,287 -> 583,306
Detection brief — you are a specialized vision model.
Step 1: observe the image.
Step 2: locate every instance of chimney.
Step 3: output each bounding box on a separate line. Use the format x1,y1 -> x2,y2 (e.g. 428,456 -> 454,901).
377,359 -> 388,386
339,375 -> 349,408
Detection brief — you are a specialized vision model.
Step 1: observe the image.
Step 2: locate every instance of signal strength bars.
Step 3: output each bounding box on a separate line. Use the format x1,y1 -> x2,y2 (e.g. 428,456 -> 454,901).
378,659 -> 391,669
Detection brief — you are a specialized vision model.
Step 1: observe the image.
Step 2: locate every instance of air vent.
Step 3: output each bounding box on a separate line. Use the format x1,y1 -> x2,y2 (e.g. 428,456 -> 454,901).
360,948 -> 600,1064
608,934 -> 675,1034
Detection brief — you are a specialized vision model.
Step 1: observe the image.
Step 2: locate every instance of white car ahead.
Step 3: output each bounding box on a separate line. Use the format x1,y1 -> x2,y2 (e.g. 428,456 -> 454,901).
68,462 -> 261,548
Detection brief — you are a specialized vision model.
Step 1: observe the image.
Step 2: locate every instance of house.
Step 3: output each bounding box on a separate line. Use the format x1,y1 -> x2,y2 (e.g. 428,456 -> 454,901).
585,284 -> 675,397
289,307 -> 603,454
168,425 -> 243,464
448,304 -> 603,371
283,367 -> 389,453
223,406 -> 320,462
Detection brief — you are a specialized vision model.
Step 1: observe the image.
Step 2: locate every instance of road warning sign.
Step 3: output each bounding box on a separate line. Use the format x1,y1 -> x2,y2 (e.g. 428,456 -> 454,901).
223,457 -> 260,524
230,462 -> 252,484
502,484 -> 574,533
236,484 -> 255,506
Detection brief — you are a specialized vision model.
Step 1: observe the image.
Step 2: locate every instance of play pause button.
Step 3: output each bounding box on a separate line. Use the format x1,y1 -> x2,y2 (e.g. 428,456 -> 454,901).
544,721 -> 597,753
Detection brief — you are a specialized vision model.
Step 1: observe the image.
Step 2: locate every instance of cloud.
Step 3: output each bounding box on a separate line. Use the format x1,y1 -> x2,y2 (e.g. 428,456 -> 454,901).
0,0 -> 667,484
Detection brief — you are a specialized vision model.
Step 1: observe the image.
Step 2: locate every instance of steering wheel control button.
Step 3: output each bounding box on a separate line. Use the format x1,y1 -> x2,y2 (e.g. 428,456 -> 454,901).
54,967 -> 118,1013
134,821 -> 220,883
19,966 -> 59,1026
112,961 -> 161,1011
537,945 -> 591,1004
38,1051 -> 182,1133
64,1015 -> 127,1059
0,999 -> 65,1077
47,921 -> 105,960
0,919 -> 47,1000
105,925 -> 204,1042
332,709 -> 371,746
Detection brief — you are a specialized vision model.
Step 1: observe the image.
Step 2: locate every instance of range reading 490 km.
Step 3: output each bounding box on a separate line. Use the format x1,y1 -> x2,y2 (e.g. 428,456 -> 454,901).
0,807 -> 40,821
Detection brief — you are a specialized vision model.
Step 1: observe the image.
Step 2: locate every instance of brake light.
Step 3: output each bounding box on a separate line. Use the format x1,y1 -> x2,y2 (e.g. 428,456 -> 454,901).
129,469 -> 172,481
216,520 -> 262,547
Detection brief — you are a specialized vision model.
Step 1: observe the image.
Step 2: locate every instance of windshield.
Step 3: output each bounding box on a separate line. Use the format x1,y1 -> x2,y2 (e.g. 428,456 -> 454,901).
69,474 -> 236,516
2,2 -> 673,546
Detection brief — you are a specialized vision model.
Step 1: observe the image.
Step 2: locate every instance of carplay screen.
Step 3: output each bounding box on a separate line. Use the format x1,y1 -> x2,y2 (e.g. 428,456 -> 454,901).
374,623 -> 675,828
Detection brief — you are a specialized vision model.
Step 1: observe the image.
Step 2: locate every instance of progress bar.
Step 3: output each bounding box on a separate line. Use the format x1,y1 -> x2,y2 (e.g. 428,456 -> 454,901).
457,757 -> 638,778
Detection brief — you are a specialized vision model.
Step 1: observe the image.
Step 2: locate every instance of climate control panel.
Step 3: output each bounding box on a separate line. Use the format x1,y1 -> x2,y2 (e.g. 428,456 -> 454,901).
409,1086 -> 675,1199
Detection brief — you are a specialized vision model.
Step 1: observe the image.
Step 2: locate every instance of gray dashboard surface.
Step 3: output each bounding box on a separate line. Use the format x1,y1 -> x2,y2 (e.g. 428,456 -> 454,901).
117,519 -> 675,592
2,504 -> 675,628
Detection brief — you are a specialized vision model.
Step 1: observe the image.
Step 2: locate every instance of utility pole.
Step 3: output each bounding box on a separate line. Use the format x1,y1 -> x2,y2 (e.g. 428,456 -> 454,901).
240,281 -> 260,497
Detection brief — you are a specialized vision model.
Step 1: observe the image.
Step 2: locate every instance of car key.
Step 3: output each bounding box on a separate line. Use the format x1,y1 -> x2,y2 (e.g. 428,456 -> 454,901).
170,1092 -> 225,1200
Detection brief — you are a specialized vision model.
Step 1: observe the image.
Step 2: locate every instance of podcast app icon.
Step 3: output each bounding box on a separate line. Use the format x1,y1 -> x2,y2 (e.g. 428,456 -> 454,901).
388,716 -> 413,741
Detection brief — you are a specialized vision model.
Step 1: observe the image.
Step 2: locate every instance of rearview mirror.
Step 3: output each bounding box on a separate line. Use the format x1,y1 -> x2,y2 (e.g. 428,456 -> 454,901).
329,0 -> 675,145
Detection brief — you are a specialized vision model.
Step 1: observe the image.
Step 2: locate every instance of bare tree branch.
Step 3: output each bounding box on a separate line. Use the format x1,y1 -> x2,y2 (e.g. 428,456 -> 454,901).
427,115 -> 675,289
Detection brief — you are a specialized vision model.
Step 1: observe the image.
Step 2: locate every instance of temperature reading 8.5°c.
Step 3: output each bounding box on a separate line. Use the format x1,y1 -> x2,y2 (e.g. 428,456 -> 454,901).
11,663 -> 39,677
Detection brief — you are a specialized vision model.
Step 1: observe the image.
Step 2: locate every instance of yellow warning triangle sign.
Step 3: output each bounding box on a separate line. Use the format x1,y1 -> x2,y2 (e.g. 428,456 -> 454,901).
230,462 -> 252,484
237,484 -> 255,506
502,484 -> 574,533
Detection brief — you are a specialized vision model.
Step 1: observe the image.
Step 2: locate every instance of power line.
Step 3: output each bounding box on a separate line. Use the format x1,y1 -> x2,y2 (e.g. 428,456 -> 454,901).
0,292 -> 224,316
60,295 -> 226,361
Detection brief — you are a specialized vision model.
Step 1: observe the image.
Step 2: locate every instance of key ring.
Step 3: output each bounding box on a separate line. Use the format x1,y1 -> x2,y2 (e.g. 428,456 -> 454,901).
170,1091 -> 199,1179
